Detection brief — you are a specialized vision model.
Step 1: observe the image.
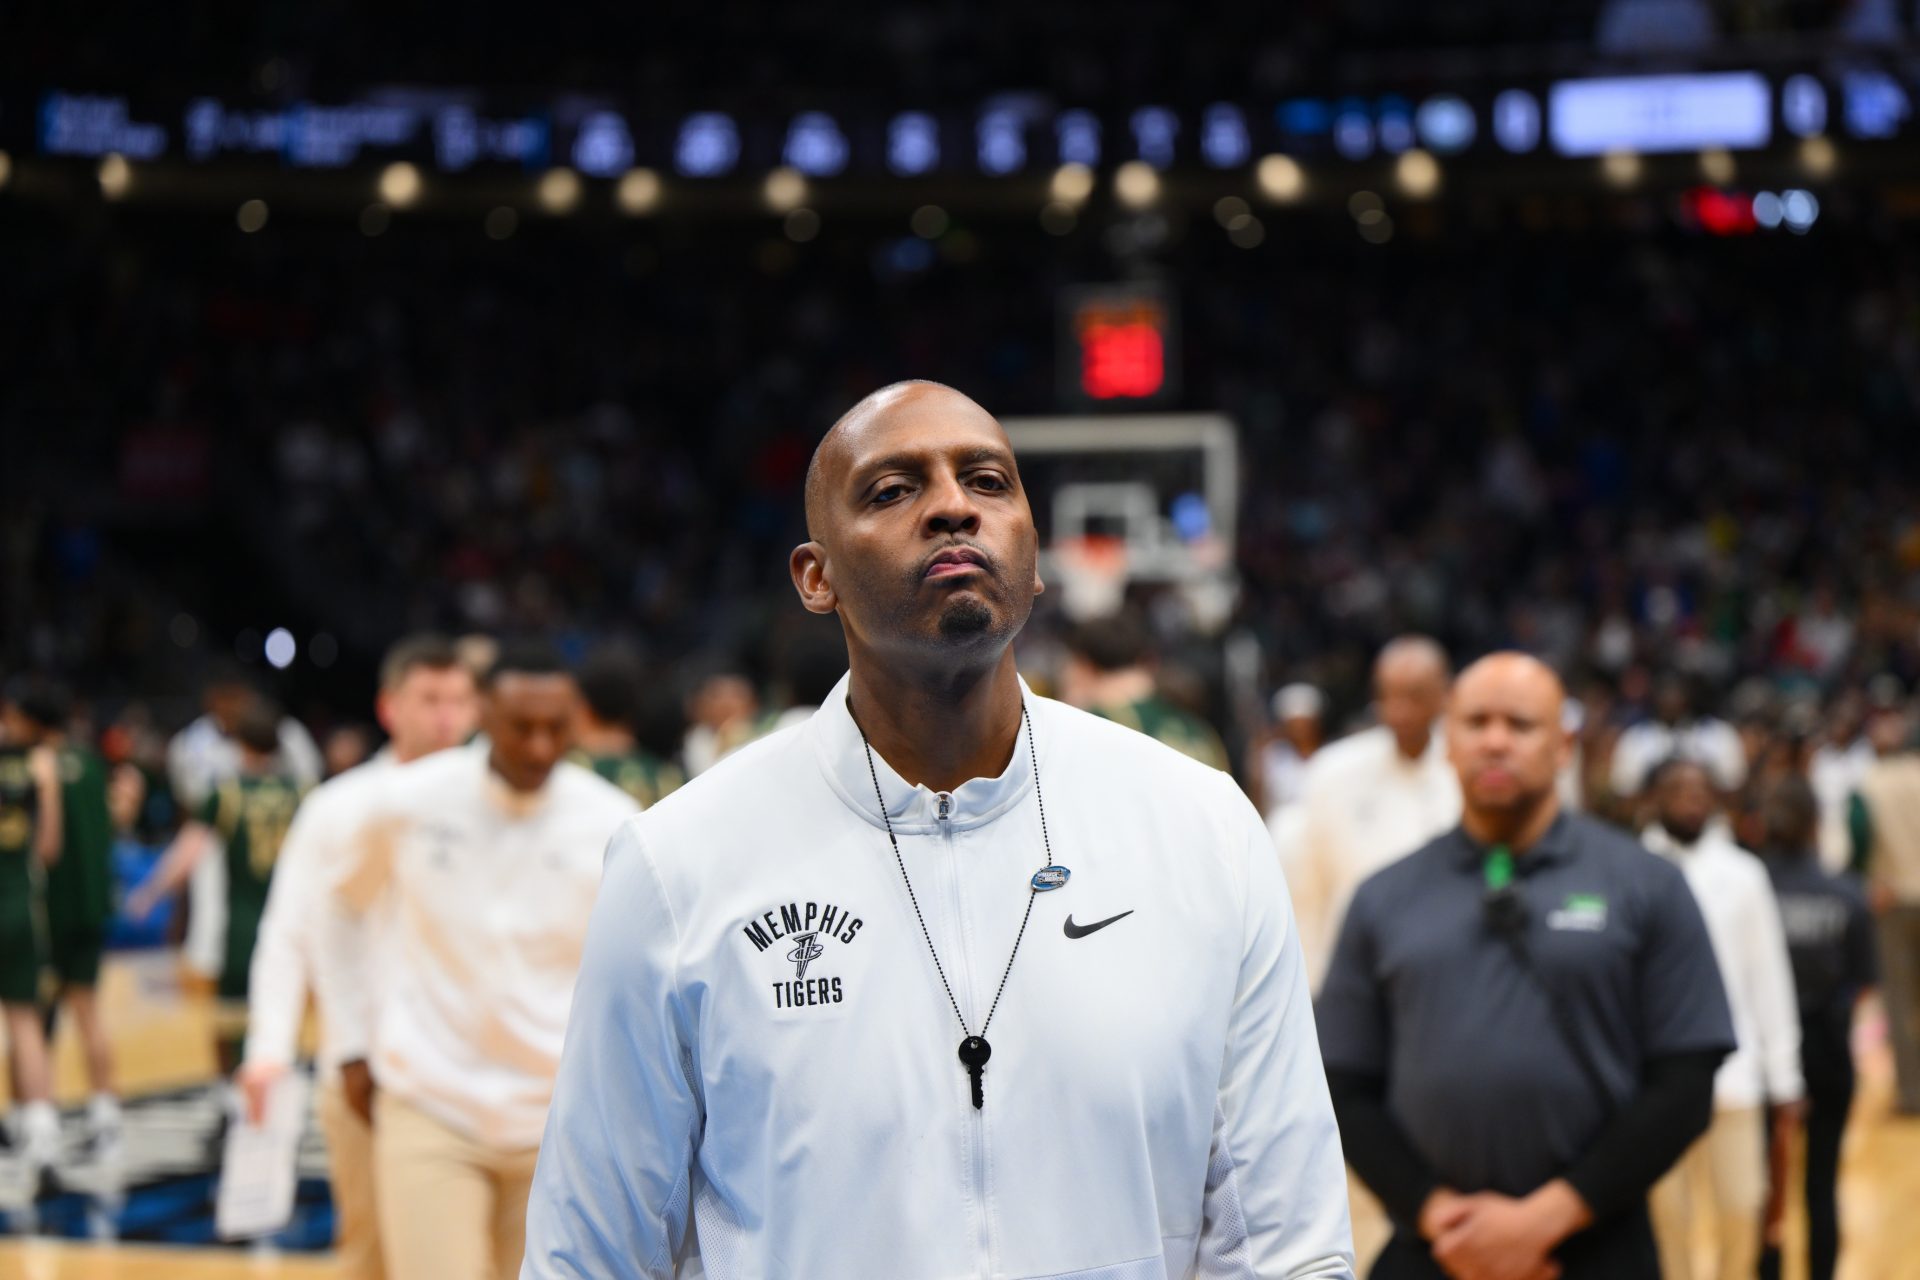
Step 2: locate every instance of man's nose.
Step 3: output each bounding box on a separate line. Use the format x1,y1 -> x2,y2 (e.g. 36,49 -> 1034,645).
924,471 -> 981,536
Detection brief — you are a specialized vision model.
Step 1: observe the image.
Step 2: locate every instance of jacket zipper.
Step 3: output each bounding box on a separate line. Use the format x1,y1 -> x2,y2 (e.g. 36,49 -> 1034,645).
935,791 -> 993,1275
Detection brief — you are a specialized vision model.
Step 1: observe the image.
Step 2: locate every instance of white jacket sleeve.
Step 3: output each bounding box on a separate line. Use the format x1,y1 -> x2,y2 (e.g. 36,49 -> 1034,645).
522,820 -> 702,1280
242,793 -> 329,1066
1196,788 -> 1356,1279
1292,767 -> 1339,993
1748,868 -> 1805,1103
312,786 -> 398,1067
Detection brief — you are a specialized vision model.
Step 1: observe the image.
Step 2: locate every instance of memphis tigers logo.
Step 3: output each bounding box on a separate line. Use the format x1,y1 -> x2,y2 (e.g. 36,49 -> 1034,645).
741,901 -> 864,1010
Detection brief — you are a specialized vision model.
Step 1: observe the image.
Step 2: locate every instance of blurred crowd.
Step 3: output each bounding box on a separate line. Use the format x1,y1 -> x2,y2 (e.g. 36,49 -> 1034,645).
10,202 -> 1920,778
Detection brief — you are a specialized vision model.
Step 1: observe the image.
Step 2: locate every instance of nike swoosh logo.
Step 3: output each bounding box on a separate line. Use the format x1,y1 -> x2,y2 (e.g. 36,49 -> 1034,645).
1063,910 -> 1134,940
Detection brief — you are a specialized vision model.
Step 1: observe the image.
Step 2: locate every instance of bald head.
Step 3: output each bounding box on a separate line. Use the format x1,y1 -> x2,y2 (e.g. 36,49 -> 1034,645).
789,379 -> 1042,669
1452,652 -> 1564,722
1374,634 -> 1451,759
805,380 -> 997,542
1447,651 -> 1571,830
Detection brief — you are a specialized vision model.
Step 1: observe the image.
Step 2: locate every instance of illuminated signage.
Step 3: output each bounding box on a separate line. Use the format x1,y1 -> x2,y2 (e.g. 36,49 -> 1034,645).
1057,110 -> 1101,167
41,95 -> 167,159
784,112 -> 849,176
14,69 -> 1883,183
1200,104 -> 1250,168
675,113 -> 740,176
887,112 -> 940,175
1548,72 -> 1772,155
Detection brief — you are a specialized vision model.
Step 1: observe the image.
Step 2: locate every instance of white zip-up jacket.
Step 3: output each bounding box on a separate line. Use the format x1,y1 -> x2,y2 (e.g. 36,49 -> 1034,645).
319,744 -> 639,1149
1642,821 -> 1804,1110
244,748 -> 396,1078
523,675 -> 1353,1279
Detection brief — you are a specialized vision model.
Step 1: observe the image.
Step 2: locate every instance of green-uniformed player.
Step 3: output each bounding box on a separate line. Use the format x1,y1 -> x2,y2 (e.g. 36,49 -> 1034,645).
570,647 -> 683,809
1060,613 -> 1231,772
0,682 -> 64,1170
130,702 -> 306,1071
5,678 -> 124,1147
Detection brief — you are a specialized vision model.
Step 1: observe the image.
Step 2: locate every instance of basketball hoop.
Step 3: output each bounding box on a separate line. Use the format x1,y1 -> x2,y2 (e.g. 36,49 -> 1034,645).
1054,534 -> 1130,621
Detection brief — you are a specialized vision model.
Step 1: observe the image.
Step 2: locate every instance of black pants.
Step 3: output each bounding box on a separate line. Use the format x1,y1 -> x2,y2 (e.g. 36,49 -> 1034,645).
1759,1045 -> 1855,1280
1370,1205 -> 1660,1279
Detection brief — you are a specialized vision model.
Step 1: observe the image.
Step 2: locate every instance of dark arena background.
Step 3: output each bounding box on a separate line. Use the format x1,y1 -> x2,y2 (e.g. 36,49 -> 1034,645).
2,3 -> 1919,1277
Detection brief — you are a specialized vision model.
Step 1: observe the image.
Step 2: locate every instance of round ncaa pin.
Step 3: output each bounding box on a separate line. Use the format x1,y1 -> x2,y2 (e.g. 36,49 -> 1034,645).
1030,866 -> 1070,892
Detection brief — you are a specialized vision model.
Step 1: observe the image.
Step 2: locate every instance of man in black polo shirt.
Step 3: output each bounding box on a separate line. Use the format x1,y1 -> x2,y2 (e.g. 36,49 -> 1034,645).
1317,653 -> 1735,1279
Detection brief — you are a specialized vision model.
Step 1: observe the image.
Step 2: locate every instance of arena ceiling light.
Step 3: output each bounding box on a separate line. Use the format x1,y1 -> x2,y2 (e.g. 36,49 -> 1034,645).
1800,136 -> 1837,179
264,628 -> 297,669
1050,162 -> 1095,207
1040,203 -> 1076,236
1600,148 -> 1642,188
910,205 -> 949,239
1213,196 -> 1250,228
784,208 -> 821,242
537,167 -> 583,214
236,199 -> 269,233
1255,154 -> 1305,204
764,166 -> 808,213
1395,149 -> 1441,199
1113,160 -> 1159,210
616,167 -> 662,215
0,151 -> 11,191
98,152 -> 133,200
379,161 -> 423,208
1698,148 -> 1736,186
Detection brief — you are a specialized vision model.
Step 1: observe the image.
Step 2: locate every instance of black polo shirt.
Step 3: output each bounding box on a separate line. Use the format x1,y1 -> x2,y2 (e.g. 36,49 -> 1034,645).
1316,812 -> 1735,1198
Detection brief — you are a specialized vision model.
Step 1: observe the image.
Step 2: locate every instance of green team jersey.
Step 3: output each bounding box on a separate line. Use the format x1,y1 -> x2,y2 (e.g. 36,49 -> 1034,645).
201,771 -> 304,998
574,749 -> 683,810
1089,695 -> 1232,773
0,746 -> 48,1003
0,747 -> 33,862
46,744 -> 114,935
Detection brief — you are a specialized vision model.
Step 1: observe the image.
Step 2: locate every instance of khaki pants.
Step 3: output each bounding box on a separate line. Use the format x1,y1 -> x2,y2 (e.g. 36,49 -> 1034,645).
318,1082 -> 385,1280
374,1093 -> 539,1280
1650,1105 -> 1766,1280
1347,1167 -> 1392,1274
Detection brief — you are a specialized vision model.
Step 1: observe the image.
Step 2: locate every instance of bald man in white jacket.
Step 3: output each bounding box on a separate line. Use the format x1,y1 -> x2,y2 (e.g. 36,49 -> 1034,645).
523,382 -> 1352,1278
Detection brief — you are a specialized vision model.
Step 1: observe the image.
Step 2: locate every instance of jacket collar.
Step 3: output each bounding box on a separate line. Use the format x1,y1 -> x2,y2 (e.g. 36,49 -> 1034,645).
809,671 -> 1039,834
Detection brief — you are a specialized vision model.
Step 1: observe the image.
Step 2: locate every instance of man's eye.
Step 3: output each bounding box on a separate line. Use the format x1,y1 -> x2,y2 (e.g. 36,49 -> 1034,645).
972,473 -> 1008,492
873,484 -> 908,505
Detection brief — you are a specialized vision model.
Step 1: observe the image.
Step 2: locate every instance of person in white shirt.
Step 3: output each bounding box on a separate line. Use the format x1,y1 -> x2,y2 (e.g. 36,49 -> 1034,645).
1257,682 -> 1326,825
1610,676 -> 1747,800
1643,759 -> 1804,1280
235,635 -> 479,1280
1291,637 -> 1460,993
320,644 -> 638,1280
522,380 -> 1354,1278
167,663 -> 323,988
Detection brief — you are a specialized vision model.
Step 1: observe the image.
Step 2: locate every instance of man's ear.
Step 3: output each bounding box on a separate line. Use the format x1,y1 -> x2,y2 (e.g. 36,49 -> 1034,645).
790,542 -> 838,616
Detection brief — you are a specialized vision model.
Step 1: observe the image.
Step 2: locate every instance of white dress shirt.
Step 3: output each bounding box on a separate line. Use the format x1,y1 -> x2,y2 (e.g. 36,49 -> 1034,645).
1290,725 -> 1460,991
319,744 -> 638,1150
523,675 -> 1354,1279
1643,821 -> 1804,1110
244,748 -> 397,1077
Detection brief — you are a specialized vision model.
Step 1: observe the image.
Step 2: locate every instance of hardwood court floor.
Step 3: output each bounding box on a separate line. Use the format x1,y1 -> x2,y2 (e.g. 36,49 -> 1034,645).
1,954 -> 1917,1278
